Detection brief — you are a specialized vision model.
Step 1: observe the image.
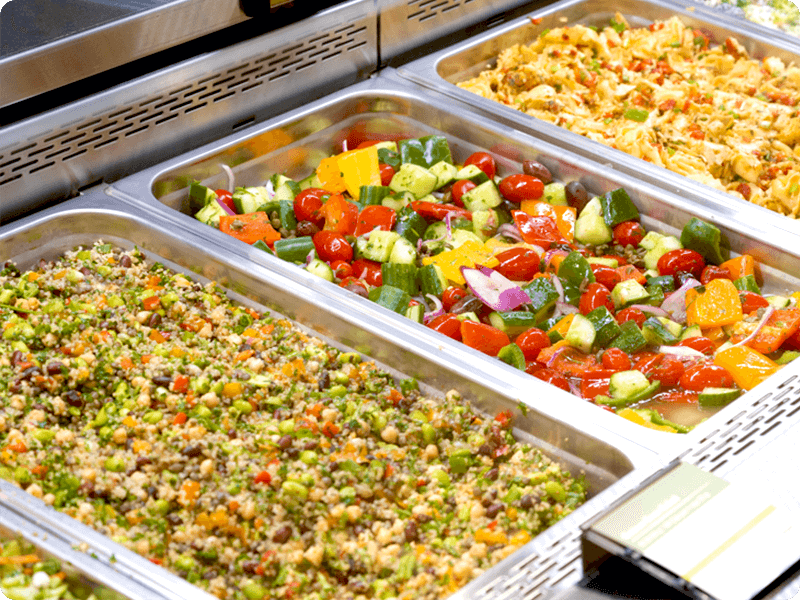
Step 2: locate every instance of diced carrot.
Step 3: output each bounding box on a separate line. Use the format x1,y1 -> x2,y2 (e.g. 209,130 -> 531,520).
234,349 -> 255,363
122,416 -> 137,427
148,330 -> 167,343
142,295 -> 161,310
140,354 -> 152,364
222,382 -> 242,398
173,412 -> 188,426
720,254 -> 756,281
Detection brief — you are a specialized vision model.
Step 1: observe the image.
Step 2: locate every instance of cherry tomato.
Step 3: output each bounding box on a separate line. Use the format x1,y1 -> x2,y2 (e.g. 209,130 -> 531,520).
675,336 -> 716,355
591,264 -> 622,292
379,163 -> 395,186
460,320 -> 510,357
612,221 -> 645,247
602,254 -> 628,266
524,361 -> 543,376
616,306 -> 647,327
532,368 -> 570,393
442,286 -> 469,311
463,151 -> 496,179
657,248 -> 705,281
312,231 -> 353,263
700,264 -> 731,285
679,363 -> 734,391
579,282 -> 615,315
354,205 -> 396,237
580,370 -> 614,399
515,327 -> 551,361
294,188 -> 327,227
601,347 -> 632,371
494,247 -> 542,281
451,180 -> 476,206
330,260 -> 354,280
339,276 -> 368,296
634,354 -> 685,386
739,291 -> 770,314
426,314 -> 462,341
351,259 -> 382,287
215,189 -> 235,212
498,174 -> 544,202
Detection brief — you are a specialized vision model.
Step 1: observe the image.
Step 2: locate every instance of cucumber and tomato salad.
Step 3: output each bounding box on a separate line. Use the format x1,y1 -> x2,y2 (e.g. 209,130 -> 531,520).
190,137 -> 800,433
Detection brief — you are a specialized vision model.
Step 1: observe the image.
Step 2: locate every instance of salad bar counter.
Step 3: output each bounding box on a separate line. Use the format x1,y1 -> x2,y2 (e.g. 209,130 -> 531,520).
2,0 -> 800,599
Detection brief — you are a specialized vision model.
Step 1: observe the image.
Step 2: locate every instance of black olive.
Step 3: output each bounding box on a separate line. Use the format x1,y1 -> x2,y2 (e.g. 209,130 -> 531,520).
565,181 -> 589,213
273,525 -> 292,543
119,255 -> 132,268
485,502 -> 505,518
522,160 -> 553,184
152,375 -> 172,388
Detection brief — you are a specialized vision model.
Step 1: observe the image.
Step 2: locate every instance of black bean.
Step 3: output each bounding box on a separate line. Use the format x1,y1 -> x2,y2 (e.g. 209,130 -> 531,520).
10,350 -> 23,366
565,181 -> 589,213
415,513 -> 432,524
203,571 -> 217,580
63,390 -> 83,407
404,521 -> 419,542
478,444 -> 492,457
80,267 -> 92,277
485,467 -> 499,481
152,375 -> 172,388
273,525 -> 292,543
182,445 -> 203,458
46,361 -> 65,376
278,435 -> 293,450
20,366 -> 42,380
318,370 -> 331,390
520,494 -> 537,510
303,440 -> 318,450
166,514 -> 183,525
522,160 -> 553,184
485,502 -> 504,518
241,560 -> 259,574
148,313 -> 162,328
285,447 -> 299,458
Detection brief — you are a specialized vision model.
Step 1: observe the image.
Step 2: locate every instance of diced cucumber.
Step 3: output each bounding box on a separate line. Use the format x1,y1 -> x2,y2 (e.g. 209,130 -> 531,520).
638,231 -> 663,250
765,295 -> 791,308
498,343 -> 526,370
233,187 -> 269,214
680,325 -> 702,340
642,316 -> 679,346
599,188 -> 639,227
368,285 -> 411,314
451,229 -> 484,248
389,164 -> 439,198
542,182 -> 567,206
461,180 -> 503,212
522,278 -> 560,322
558,252 -> 595,288
306,258 -> 334,282
389,237 -> 417,265
405,303 -> 425,323
418,264 -> 447,297
565,313 -> 596,354
646,275 -> 675,293
580,196 -> 603,217
455,311 -> 480,322
359,185 -> 392,208
298,172 -> 322,190
195,201 -> 227,228
698,387 -> 741,407
356,231 -> 400,262
609,370 -> 651,400
611,279 -> 650,308
574,211 -> 613,245
374,141 -> 398,153
382,263 -> 419,295
472,209 -> 500,240
776,350 -> 800,365
608,320 -> 647,354
586,306 -> 621,348
382,194 -> 411,211
488,311 -> 540,337
455,164 -> 490,185
643,235 -> 682,270
395,207 -> 428,244
274,237 -> 316,263
272,183 -> 298,203
588,256 -> 619,268
430,161 -> 459,189
189,182 -> 216,213
645,284 -> 665,307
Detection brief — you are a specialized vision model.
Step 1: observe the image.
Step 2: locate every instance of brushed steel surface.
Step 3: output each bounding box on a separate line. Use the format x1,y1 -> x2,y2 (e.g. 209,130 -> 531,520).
0,0 -> 376,223
0,0 -> 249,108
0,480 -> 208,600
394,0 -> 800,235
0,192 -> 655,599
108,72 -> 800,457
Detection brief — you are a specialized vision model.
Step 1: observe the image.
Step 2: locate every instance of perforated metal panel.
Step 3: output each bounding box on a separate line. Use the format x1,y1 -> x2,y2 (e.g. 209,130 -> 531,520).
0,0 -> 376,222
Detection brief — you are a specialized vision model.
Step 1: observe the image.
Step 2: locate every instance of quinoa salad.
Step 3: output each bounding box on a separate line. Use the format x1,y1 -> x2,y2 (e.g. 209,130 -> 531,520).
0,242 -> 588,600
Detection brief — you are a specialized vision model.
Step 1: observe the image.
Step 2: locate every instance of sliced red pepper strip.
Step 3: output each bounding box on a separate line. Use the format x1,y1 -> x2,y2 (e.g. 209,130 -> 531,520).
219,212 -> 281,246
409,201 -> 472,221
511,211 -> 569,247
354,205 -> 397,237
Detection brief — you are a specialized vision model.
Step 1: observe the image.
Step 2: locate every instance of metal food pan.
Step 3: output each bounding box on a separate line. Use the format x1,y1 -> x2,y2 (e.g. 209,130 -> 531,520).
394,0 -> 800,232
0,490 -> 198,600
107,73 -> 800,454
0,194 -> 658,600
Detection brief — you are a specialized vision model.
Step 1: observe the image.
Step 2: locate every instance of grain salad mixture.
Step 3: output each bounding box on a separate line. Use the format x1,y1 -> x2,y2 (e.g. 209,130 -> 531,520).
458,14 -> 800,216
0,242 -> 588,600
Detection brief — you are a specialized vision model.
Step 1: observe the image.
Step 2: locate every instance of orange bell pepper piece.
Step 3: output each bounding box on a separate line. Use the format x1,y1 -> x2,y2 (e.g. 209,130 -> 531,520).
685,278 -> 743,327
219,212 -> 281,246
337,145 -> 381,198
547,314 -> 575,340
519,200 -> 576,242
315,155 -> 347,194
714,346 -> 779,390
720,254 -> 756,281
616,264 -> 647,285
728,308 -> 800,354
318,194 -> 358,236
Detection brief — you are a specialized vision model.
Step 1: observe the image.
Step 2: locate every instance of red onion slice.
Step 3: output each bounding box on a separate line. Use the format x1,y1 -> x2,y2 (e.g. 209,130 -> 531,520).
658,345 -> 706,359
215,198 -> 236,216
461,265 -> 531,311
661,278 -> 702,323
220,163 -> 235,193
731,306 -> 775,349
551,274 -> 565,304
545,344 -> 569,367
629,304 -> 671,319
422,294 -> 444,324
555,301 -> 579,315
497,223 -> 523,242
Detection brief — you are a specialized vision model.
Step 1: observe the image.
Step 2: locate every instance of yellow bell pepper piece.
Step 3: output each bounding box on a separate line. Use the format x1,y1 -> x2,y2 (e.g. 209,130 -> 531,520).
519,200 -> 576,242
484,238 -> 544,255
337,145 -> 381,199
616,408 -> 677,433
316,156 -> 347,194
685,278 -> 743,327
714,346 -> 779,391
421,239 -> 499,285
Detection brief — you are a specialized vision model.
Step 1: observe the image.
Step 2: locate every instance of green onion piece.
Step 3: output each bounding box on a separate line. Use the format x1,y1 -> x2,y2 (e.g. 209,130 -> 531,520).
624,108 -> 649,122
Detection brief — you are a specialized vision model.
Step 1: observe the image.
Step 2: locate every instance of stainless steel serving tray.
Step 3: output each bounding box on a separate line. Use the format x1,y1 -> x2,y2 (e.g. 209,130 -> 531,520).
107,72 -> 800,456
0,192 -> 659,600
395,0 -> 800,233
0,489 -> 200,600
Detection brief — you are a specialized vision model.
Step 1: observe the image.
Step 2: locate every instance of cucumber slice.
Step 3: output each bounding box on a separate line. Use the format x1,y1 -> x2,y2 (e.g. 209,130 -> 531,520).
609,370 -> 651,400
388,237 -> 417,265
461,180 -> 503,212
195,202 -> 227,228
522,278 -> 560,322
543,182 -> 567,206
765,295 -> 790,308
565,313 -> 596,354
488,311 -> 540,337
389,163 -> 439,199
381,263 -> 419,296
430,161 -> 459,189
680,325 -> 702,340
356,231 -> 400,262
498,343 -> 526,370
586,306 -> 621,349
698,387 -> 742,407
643,235 -> 683,270
418,264 -> 447,297
574,211 -> 613,245
608,320 -> 647,354
189,182 -> 216,213
405,303 -> 425,323
455,164 -> 490,185
368,285 -> 411,314
306,259 -> 334,282
642,316 -> 679,346
680,217 -> 727,265
599,188 -> 639,227
611,280 -> 650,308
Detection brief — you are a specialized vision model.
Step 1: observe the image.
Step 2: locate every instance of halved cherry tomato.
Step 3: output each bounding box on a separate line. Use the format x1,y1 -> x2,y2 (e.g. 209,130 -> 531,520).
616,306 -> 647,327
498,174 -> 544,202
512,211 -> 568,247
675,336 -> 716,355
601,347 -> 632,371
379,163 -> 395,186
293,188 -> 327,226
319,194 -> 358,235
590,264 -> 622,291
410,201 -> 472,221
330,260 -> 353,280
580,369 -> 614,399
355,140 -> 381,149
426,313 -> 462,341
460,320 -> 510,357
515,327 -> 551,361
679,363 -> 734,391
442,286 -> 469,311
464,151 -> 496,179
700,265 -> 731,285
612,221 -> 645,247
494,247 -> 542,281
739,291 -> 770,314
532,368 -> 570,392
254,471 -> 272,484
451,180 -> 476,206
313,231 -> 353,263
579,282 -> 615,315
354,205 -> 396,237
657,248 -> 705,281
339,276 -> 368,295
352,259 -> 382,287
634,354 -> 685,386
215,189 -> 235,212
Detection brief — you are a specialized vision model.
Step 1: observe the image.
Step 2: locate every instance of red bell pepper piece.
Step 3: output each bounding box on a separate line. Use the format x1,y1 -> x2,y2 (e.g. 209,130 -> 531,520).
219,212 -> 281,246
512,211 -> 569,247
460,320 -> 510,357
409,201 -> 472,221
354,205 -> 397,237
318,194 -> 358,235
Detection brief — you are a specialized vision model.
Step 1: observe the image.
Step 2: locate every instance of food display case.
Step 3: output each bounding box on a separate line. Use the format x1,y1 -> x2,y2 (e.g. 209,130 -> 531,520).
3,0 -> 800,599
